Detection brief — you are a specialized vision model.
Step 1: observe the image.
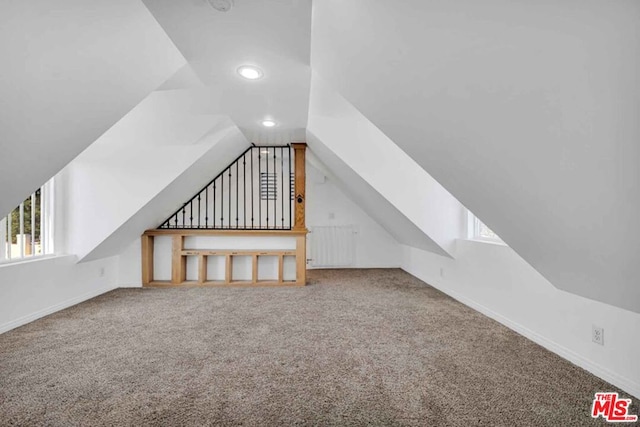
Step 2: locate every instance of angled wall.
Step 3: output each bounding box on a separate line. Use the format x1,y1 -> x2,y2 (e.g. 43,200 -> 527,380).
0,0 -> 185,217
58,89 -> 250,261
307,75 -> 465,257
307,134 -> 447,256
311,0 -> 640,312
306,158 -> 402,269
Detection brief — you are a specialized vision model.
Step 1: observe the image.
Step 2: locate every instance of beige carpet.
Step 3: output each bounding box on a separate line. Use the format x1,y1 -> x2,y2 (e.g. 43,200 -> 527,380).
0,269 -> 635,426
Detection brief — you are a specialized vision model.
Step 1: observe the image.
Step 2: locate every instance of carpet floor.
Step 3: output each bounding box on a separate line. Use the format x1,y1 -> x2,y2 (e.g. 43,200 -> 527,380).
0,269 -> 635,426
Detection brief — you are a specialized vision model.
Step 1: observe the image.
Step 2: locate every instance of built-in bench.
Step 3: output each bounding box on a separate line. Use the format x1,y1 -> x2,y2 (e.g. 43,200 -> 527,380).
142,229 -> 307,287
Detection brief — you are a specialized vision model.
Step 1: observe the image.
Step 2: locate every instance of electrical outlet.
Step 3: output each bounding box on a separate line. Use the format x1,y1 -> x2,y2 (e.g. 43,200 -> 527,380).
440,267 -> 445,278
99,267 -> 105,277
592,325 -> 604,346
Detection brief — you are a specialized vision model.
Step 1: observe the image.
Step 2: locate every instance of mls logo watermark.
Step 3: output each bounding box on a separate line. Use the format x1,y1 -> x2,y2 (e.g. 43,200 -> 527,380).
591,392 -> 638,423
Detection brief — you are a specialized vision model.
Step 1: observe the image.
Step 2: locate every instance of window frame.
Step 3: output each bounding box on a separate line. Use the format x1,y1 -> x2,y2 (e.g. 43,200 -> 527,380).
0,178 -> 55,264
467,210 -> 505,244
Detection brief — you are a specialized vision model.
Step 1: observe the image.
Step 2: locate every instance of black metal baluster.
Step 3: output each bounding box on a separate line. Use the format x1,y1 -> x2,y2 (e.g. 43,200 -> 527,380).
236,161 -> 239,229
266,148 -> 270,228
157,146 -> 262,231
251,148 -> 255,228
281,147 -> 284,229
288,145 -> 292,229
212,179 -> 217,228
221,172 -> 224,228
259,150 -> 262,229
273,149 -> 276,230
243,153 -> 247,229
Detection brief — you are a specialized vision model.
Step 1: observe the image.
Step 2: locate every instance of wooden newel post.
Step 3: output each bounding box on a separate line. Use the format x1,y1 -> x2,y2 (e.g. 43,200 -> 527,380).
291,143 -> 307,231
141,233 -> 154,285
291,143 -> 307,285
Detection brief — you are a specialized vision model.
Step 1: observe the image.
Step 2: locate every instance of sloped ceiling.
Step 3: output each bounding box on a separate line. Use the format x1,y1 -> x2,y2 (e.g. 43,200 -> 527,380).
4,0 -> 637,312
141,0 -> 311,144
60,89 -> 248,260
310,0 -> 640,312
307,133 -> 448,257
307,74 -> 466,258
0,0 -> 185,217
80,124 -> 249,262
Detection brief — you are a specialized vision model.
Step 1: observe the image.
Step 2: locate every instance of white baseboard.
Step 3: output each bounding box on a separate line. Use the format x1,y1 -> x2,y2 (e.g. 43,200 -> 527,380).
402,268 -> 640,400
0,284 -> 118,335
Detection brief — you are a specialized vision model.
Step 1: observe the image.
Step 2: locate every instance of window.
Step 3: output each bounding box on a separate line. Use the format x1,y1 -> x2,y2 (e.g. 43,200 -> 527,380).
260,172 -> 277,200
0,179 -> 54,262
467,211 -> 504,244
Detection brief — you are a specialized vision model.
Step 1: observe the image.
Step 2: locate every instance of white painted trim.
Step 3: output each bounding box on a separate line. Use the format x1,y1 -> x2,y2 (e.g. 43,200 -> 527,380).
0,284 -> 117,335
0,254 -> 64,268
403,269 -> 640,400
461,238 -> 507,247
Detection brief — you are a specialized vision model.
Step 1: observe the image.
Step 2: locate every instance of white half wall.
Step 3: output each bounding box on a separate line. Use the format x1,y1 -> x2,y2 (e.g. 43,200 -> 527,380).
0,255 -> 119,334
402,241 -> 640,399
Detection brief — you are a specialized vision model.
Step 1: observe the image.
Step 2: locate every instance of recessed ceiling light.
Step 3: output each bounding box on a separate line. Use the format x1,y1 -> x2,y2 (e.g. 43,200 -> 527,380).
262,120 -> 276,128
237,65 -> 263,80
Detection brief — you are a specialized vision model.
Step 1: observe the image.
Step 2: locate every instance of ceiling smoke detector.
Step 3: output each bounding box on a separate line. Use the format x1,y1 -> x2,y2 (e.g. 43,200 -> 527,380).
207,0 -> 233,12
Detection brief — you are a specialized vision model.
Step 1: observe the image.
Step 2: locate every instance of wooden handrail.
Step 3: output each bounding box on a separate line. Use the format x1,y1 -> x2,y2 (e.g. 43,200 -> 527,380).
144,228 -> 307,237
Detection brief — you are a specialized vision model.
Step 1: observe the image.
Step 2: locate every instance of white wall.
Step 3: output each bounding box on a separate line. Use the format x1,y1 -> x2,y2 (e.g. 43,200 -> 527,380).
0,167 -> 123,333
0,255 -> 119,334
307,74 -> 465,257
402,241 -> 640,399
306,162 -> 401,269
311,0 -> 640,313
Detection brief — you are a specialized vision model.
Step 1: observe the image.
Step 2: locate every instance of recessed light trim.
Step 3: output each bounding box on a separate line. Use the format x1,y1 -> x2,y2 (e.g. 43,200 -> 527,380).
262,120 -> 276,128
237,65 -> 263,80
207,0 -> 233,12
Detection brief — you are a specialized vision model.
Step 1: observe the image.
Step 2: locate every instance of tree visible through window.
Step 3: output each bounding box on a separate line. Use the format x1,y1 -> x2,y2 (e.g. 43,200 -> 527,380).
1,180 -> 54,262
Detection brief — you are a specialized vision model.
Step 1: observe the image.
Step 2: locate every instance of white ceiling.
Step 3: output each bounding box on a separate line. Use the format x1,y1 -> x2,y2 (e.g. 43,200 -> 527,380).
142,0 -> 312,144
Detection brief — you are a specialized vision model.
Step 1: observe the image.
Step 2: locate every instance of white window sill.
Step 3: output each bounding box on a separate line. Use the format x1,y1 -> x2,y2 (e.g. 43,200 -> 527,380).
0,254 -> 70,268
462,238 -> 508,247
